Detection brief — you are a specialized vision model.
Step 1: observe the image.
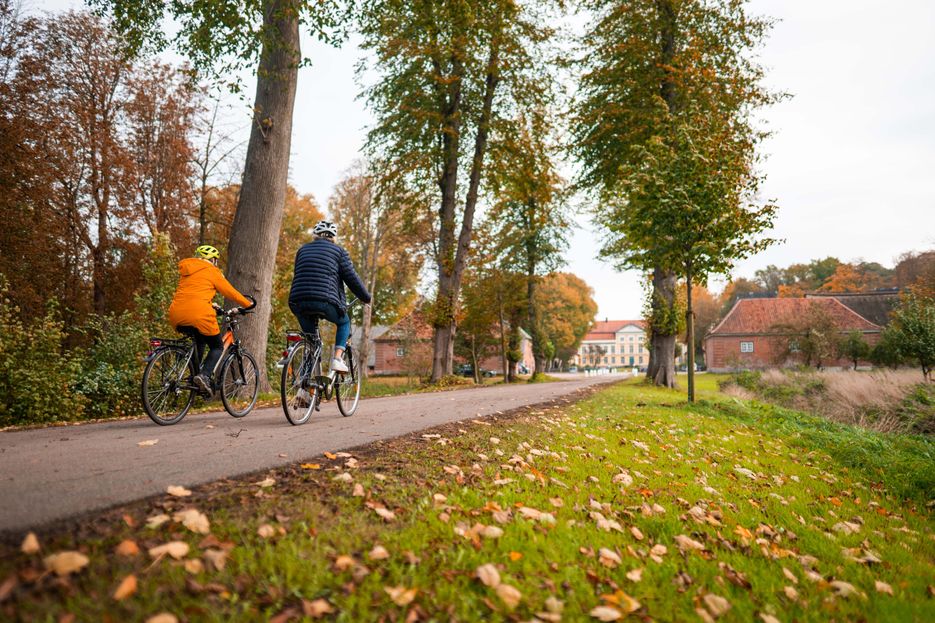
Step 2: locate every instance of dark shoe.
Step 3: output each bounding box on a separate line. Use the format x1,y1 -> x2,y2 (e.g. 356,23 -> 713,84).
193,374 -> 212,394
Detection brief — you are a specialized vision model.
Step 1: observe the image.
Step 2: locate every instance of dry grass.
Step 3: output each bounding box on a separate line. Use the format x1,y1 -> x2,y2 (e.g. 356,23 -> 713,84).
724,368 -> 934,434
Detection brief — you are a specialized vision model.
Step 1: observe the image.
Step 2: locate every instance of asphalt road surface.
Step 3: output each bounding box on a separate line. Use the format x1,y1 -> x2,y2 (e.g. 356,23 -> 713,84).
0,374 -> 623,534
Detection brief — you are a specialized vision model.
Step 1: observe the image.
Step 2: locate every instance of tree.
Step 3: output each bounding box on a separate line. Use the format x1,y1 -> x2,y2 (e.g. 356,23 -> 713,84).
888,294 -> 935,382
840,330 -> 870,370
719,278 -> 766,316
536,273 -> 598,369
572,0 -> 778,399
93,0 -> 346,388
571,0 -> 778,393
683,284 -> 720,367
871,328 -> 904,370
329,162 -> 427,378
486,111 -> 568,378
773,302 -> 841,370
358,0 -> 558,381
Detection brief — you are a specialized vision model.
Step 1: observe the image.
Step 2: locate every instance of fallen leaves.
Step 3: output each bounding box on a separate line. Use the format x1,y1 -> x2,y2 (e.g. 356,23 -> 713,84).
257,524 -> 277,539
674,534 -> 705,552
146,514 -> 170,529
830,580 -> 864,599
300,463 -> 321,470
302,598 -> 334,618
874,580 -> 893,595
173,509 -> 210,535
145,614 -> 178,623
702,593 -> 731,618
495,583 -> 522,610
137,439 -> 159,447
598,548 -> 622,568
476,563 -> 500,587
374,507 -> 396,522
113,574 -> 137,600
368,545 -> 390,561
166,485 -> 191,498
43,551 -> 89,577
384,585 -> 417,606
20,532 -> 39,554
148,542 -> 189,561
589,605 -> 622,621
254,477 -> 276,488
115,539 -> 140,557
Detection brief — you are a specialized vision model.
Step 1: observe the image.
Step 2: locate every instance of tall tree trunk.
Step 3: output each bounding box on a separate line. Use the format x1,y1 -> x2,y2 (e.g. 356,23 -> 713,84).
431,39 -> 500,381
646,267 -> 678,387
686,265 -> 695,402
497,289 -> 508,378
224,0 -> 300,390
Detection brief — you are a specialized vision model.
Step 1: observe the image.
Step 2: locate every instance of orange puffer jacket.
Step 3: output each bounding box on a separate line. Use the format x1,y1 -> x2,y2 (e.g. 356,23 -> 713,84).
167,258 -> 251,336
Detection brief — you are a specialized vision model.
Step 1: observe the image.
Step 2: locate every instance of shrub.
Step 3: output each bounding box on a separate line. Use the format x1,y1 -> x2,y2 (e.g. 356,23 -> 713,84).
0,282 -> 88,426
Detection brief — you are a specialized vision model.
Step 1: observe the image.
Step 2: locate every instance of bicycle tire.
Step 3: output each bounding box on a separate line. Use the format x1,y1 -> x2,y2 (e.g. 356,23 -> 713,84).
336,345 -> 361,417
219,349 -> 260,417
142,348 -> 196,426
281,340 -> 317,425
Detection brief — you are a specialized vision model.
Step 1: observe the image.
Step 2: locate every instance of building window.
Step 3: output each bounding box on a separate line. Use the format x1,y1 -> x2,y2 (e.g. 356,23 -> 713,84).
396,347 -> 406,357
740,341 -> 754,353
639,356 -> 644,364
610,345 -> 615,354
603,357 -> 608,364
789,340 -> 800,353
629,345 -> 634,353
611,356 -> 616,364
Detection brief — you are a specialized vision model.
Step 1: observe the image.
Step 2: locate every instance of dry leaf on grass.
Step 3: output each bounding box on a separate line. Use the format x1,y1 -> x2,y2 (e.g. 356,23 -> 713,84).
598,548 -> 622,568
302,598 -> 334,618
203,549 -> 228,571
352,483 -> 365,497
830,580 -> 863,598
173,509 -> 210,535
137,439 -> 159,447
630,526 -> 644,541
874,580 -> 893,595
783,586 -> 799,600
495,584 -> 522,610
301,463 -> 321,470
148,542 -> 189,560
626,567 -> 643,582
43,551 -> 89,577
703,594 -> 731,618
368,545 -> 390,561
145,614 -> 178,623
146,514 -> 170,529
674,534 -> 705,552
113,574 -> 137,600
115,540 -> 140,557
166,485 -> 191,498
20,532 -> 39,554
334,555 -> 356,571
333,472 -> 353,483
481,526 -> 504,539
384,585 -> 417,606
183,559 -> 204,574
374,507 -> 395,521
589,605 -> 622,621
759,614 -> 781,623
257,524 -> 276,539
254,477 -> 275,488
476,563 -> 501,587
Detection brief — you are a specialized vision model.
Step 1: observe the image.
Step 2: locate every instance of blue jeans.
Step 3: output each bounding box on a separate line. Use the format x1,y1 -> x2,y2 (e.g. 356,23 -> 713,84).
290,301 -> 351,349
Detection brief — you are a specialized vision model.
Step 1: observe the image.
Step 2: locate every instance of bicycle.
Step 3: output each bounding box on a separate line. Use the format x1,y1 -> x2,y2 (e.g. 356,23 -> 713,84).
141,296 -> 259,425
279,308 -> 361,425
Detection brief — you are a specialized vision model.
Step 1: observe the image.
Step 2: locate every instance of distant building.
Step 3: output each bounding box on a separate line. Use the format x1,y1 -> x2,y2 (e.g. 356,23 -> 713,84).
573,319 -> 685,369
804,289 -> 899,327
704,297 -> 882,372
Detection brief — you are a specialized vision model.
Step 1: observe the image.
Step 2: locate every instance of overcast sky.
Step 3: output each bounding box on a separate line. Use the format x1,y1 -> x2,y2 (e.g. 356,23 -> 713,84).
42,0 -> 935,319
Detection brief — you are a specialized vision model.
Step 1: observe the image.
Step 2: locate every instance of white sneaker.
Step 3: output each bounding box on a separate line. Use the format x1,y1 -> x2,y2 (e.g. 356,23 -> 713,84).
331,357 -> 348,374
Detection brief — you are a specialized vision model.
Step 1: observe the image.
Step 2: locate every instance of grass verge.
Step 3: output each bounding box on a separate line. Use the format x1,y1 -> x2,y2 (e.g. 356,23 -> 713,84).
2,380 -> 933,622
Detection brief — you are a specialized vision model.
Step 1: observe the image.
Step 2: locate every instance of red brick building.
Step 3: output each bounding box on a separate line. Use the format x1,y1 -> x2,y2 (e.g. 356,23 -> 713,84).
704,297 -> 882,372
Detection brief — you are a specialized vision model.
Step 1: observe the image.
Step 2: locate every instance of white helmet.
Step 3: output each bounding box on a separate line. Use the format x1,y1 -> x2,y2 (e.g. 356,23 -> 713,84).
313,220 -> 337,237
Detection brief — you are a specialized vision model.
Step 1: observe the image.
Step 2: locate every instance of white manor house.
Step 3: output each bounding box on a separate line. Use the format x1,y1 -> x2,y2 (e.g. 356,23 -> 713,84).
572,319 -> 686,370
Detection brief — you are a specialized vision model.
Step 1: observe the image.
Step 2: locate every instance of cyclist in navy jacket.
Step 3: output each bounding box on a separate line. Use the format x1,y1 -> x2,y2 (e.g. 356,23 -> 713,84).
289,221 -> 371,373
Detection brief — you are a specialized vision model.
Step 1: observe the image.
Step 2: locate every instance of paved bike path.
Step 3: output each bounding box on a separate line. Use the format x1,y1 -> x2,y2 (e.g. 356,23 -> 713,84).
0,374 -> 623,534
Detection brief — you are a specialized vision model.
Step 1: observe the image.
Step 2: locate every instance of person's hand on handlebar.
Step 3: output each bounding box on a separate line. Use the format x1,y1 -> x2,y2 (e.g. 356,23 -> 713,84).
212,303 -> 223,314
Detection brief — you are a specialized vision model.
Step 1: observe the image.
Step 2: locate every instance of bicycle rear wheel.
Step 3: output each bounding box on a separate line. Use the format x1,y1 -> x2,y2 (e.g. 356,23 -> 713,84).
219,349 -> 259,417
281,341 -> 317,425
142,348 -> 196,425
336,345 -> 361,417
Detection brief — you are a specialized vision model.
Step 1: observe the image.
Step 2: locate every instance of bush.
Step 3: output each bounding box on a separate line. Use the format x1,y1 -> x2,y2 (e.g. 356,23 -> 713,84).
74,312 -> 148,419
0,286 -> 88,426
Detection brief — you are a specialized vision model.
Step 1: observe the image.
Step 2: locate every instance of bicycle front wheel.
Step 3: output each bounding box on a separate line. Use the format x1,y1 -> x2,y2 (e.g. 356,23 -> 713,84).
219,349 -> 260,417
281,341 -> 316,425
142,348 -> 196,426
336,345 -> 361,417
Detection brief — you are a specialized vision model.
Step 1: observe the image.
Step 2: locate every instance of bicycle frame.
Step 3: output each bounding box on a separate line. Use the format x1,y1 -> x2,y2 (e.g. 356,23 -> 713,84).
145,312 -> 243,388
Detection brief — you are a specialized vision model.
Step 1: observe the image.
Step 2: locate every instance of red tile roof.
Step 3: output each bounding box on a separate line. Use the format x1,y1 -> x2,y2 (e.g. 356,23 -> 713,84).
708,297 -> 881,337
583,320 -> 646,342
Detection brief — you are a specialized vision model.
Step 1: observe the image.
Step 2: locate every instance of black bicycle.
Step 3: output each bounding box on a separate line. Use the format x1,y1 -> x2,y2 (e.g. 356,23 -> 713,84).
279,312 -> 361,425
142,296 -> 259,425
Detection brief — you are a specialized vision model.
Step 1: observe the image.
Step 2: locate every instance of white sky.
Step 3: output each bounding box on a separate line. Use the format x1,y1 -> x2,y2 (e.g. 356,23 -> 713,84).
40,1 -> 935,319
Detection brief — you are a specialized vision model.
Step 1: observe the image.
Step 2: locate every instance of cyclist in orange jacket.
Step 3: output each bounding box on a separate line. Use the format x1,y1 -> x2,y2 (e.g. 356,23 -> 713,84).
168,245 -> 252,393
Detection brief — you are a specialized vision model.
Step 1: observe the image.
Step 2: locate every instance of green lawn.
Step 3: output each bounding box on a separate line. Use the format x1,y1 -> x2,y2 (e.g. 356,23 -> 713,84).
3,379 -> 933,622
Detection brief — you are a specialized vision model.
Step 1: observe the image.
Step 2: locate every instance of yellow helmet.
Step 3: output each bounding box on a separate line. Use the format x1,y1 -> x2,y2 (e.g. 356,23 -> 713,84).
195,245 -> 220,261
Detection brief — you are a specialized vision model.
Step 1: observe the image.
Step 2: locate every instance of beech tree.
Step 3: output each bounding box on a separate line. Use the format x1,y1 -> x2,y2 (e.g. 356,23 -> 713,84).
571,0 -> 778,393
358,0 -> 558,381
487,112 -> 568,378
92,0 -> 346,387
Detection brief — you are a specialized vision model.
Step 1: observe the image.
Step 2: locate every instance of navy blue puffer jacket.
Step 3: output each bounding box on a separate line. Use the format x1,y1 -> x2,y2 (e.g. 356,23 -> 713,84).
289,238 -> 371,312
